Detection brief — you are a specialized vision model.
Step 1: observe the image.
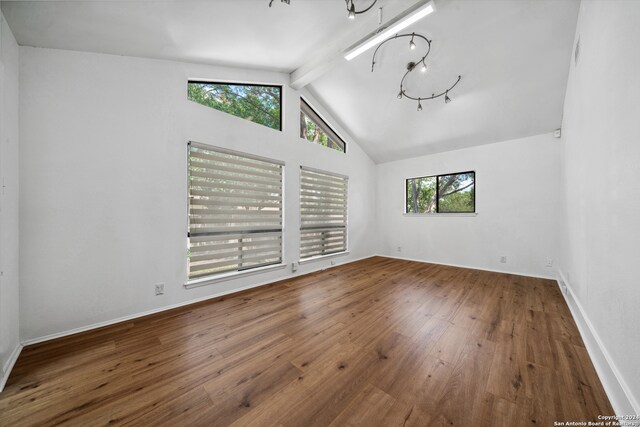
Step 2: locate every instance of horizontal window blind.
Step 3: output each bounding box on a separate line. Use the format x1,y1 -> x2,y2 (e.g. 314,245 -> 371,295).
188,142 -> 284,279
299,167 -> 348,259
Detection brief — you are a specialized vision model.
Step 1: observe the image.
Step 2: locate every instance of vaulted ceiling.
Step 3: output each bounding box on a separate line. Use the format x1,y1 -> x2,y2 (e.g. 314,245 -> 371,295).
1,0 -> 580,163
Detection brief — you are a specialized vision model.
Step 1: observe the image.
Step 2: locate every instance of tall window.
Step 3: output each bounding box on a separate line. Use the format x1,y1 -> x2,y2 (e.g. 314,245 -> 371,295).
188,81 -> 282,131
300,99 -> 346,153
300,167 -> 348,259
187,142 -> 284,280
406,171 -> 475,214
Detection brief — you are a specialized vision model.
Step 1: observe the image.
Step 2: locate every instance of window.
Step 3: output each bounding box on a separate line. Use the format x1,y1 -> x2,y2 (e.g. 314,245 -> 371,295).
188,81 -> 282,131
300,167 -> 348,259
187,142 -> 284,280
406,171 -> 475,214
300,99 -> 346,153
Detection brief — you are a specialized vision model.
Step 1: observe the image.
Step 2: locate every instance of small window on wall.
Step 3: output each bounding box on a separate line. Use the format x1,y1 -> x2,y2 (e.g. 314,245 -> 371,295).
188,81 -> 282,131
300,99 -> 346,153
406,171 -> 475,214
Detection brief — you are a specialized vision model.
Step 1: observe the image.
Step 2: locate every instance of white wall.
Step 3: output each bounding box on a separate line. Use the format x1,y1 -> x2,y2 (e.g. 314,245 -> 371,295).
0,11 -> 20,386
376,133 -> 560,279
559,0 -> 640,415
18,46 -> 376,342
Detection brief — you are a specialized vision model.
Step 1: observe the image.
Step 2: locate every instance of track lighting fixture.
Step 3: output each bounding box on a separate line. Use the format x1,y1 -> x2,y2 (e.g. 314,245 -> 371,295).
409,34 -> 417,50
370,32 -> 461,111
344,2 -> 435,61
269,0 -> 377,21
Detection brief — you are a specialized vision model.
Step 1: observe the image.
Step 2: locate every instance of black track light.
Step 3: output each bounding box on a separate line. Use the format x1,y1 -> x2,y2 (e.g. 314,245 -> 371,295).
417,100 -> 423,111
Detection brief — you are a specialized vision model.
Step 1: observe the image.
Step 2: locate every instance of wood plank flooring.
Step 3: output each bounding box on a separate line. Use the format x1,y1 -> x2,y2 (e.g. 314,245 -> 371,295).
0,257 -> 613,426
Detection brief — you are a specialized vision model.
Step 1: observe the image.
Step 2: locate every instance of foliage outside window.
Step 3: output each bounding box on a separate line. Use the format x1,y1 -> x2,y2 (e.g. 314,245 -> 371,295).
188,81 -> 282,131
300,99 -> 346,153
406,171 -> 475,214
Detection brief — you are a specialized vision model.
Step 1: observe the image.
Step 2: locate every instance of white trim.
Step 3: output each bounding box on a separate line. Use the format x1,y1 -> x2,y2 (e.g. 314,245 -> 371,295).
184,263 -> 287,289
377,254 -> 557,280
558,270 -> 640,418
20,255 -> 375,347
1,344 -> 23,393
403,213 -> 478,217
299,251 -> 350,265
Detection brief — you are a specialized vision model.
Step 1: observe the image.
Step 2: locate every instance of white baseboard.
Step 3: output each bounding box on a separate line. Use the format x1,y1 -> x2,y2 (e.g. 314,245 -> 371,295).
20,254 -> 376,347
377,253 -> 557,280
0,344 -> 23,393
558,270 -> 639,419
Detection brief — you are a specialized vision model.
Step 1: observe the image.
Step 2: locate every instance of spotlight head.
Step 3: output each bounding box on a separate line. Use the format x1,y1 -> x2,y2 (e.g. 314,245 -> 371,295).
409,40 -> 416,50
397,91 -> 403,99
348,4 -> 356,20
445,91 -> 451,103
417,101 -> 423,111
420,63 -> 427,73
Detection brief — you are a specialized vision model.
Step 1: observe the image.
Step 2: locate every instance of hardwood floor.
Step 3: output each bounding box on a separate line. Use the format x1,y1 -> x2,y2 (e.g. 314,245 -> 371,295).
0,257 -> 613,426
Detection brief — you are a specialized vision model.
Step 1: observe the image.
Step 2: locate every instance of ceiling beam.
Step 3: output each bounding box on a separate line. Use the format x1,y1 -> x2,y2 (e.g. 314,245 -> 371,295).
289,0 -> 432,90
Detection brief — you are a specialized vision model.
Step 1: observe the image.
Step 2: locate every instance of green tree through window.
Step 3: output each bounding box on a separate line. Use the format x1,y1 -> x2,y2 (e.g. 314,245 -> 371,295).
300,99 -> 346,153
406,172 -> 475,213
188,82 -> 282,130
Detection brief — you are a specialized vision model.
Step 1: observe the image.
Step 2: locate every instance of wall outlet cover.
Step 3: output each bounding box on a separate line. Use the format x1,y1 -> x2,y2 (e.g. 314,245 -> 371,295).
155,283 -> 165,295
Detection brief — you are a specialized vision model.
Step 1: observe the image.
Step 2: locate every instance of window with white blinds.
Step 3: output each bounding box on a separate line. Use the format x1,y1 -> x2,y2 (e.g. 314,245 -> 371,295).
188,142 -> 284,280
299,167 -> 348,259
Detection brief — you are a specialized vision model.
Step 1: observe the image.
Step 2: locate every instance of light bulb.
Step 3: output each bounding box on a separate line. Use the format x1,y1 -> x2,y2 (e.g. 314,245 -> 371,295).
409,40 -> 416,50
420,63 -> 427,73
397,91 -> 403,99
445,91 -> 451,103
417,101 -> 423,111
348,3 -> 355,20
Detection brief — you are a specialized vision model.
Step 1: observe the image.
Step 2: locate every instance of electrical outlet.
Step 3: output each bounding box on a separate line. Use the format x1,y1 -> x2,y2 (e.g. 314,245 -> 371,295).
545,257 -> 553,268
397,246 -> 402,253
331,260 -> 336,266
500,256 -> 507,263
291,262 -> 298,273
155,283 -> 165,295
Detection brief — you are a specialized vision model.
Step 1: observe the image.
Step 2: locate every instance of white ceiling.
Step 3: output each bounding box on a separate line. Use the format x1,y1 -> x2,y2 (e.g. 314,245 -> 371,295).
1,0 -> 579,163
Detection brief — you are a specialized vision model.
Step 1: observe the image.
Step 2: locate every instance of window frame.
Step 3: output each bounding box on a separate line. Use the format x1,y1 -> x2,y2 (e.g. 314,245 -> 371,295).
404,170 -> 476,215
299,166 -> 349,261
299,97 -> 347,153
188,80 -> 283,131
185,141 -> 286,288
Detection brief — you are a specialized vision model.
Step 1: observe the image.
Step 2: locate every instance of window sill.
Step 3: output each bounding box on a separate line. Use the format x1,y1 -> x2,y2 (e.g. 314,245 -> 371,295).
299,251 -> 350,265
403,213 -> 478,217
184,263 -> 287,289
